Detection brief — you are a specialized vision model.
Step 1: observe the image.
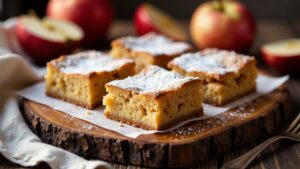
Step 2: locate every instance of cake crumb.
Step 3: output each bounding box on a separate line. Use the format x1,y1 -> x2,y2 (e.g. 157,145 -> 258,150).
75,122 -> 94,131
82,124 -> 94,131
85,110 -> 92,115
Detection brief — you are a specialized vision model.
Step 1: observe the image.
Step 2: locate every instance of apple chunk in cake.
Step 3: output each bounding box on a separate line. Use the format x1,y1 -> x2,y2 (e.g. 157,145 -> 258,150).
103,65 -> 203,130
168,49 -> 257,106
45,51 -> 135,109
110,32 -> 192,72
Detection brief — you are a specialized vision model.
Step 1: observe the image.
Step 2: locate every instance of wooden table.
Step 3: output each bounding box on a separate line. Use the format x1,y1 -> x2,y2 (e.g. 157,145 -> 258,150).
1,21 -> 300,169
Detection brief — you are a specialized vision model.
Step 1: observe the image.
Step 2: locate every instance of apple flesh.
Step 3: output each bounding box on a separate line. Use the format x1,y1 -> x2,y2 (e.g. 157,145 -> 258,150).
47,0 -> 114,47
261,39 -> 300,74
16,15 -> 83,65
134,3 -> 188,41
190,0 -> 255,52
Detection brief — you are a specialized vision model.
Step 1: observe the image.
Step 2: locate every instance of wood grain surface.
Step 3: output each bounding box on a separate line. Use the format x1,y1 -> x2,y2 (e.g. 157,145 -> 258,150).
1,21 -> 300,169
20,82 -> 292,168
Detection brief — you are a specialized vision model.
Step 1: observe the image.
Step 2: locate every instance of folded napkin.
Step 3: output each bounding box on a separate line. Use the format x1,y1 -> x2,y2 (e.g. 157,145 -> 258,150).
0,19 -> 111,169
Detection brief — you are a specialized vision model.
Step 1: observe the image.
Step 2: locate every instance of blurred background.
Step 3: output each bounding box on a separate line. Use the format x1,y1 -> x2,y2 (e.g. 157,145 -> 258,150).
1,0 -> 300,21
2,0 -> 300,72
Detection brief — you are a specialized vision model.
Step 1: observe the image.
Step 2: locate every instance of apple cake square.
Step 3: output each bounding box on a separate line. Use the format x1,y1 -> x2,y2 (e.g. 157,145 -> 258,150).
168,48 -> 257,106
45,50 -> 135,109
103,65 -> 203,130
110,32 -> 192,72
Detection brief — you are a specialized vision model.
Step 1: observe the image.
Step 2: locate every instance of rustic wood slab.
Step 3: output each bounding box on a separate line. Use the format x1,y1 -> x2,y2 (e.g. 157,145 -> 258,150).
3,20 -> 300,169
21,83 -> 293,168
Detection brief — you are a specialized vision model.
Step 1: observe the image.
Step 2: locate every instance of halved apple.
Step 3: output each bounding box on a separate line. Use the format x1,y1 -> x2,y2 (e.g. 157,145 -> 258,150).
261,39 -> 300,74
134,3 -> 188,41
16,15 -> 84,65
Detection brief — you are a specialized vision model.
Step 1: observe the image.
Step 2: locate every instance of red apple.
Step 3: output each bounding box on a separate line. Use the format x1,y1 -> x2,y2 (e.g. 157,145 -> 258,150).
134,3 -> 188,41
16,15 -> 83,65
46,0 -> 114,47
190,0 -> 255,52
261,39 -> 300,74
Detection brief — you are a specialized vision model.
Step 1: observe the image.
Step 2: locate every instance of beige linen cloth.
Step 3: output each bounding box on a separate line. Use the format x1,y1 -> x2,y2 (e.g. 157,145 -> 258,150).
0,19 -> 110,169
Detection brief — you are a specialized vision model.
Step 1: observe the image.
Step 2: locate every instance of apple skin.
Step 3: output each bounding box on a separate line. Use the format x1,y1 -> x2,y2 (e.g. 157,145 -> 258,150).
16,18 -> 80,66
47,0 -> 114,47
261,48 -> 300,74
190,0 -> 256,52
134,3 -> 187,41
134,4 -> 157,36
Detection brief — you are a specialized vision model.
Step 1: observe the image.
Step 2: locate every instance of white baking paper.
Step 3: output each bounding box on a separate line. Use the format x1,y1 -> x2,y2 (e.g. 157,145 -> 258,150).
17,74 -> 289,138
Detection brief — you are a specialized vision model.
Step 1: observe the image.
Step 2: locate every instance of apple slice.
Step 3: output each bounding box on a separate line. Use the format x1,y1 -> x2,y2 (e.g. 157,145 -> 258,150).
134,3 -> 188,41
16,15 -> 84,65
46,0 -> 114,46
261,39 -> 300,74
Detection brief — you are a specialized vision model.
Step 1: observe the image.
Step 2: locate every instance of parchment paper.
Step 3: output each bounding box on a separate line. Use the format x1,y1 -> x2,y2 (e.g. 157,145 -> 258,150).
17,75 -> 289,138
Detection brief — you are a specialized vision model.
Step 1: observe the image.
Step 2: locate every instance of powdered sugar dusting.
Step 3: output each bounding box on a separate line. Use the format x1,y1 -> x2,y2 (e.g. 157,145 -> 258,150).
169,98 -> 263,139
54,51 -> 133,74
170,49 -> 255,75
18,74 -> 288,138
119,33 -> 191,56
107,65 -> 199,94
75,122 -> 94,131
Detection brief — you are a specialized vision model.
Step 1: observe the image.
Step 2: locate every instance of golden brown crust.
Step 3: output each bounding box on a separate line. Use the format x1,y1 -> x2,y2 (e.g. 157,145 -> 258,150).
47,51 -> 135,78
105,66 -> 202,99
103,65 -> 204,131
111,38 -> 193,58
168,50 -> 258,106
48,61 -> 135,79
105,79 -> 202,99
104,110 -> 203,131
111,36 -> 193,71
45,51 -> 135,110
168,62 -> 234,81
168,49 -> 257,81
169,61 -> 257,83
200,49 -> 257,80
